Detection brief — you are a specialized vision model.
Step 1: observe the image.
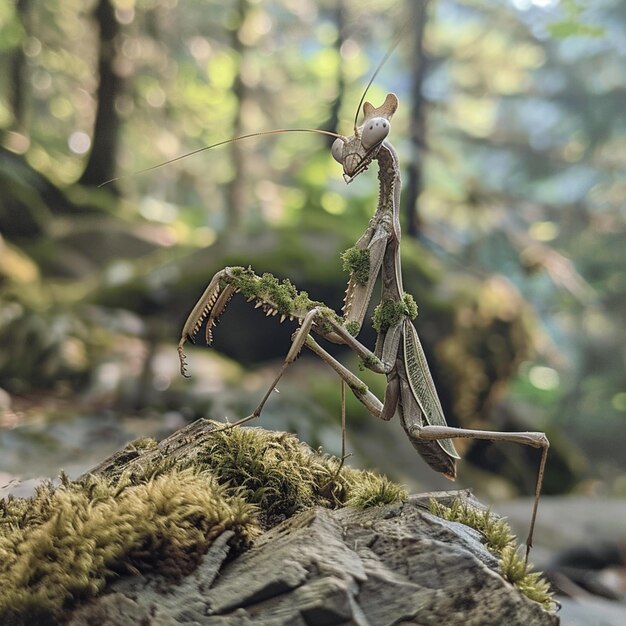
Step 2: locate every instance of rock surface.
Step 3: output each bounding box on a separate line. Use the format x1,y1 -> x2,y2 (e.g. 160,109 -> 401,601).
70,492 -> 558,626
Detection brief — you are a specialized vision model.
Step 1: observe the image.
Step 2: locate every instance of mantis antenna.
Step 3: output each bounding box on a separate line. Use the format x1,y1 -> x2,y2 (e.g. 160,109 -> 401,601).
352,23 -> 408,134
98,128 -> 344,187
101,14 -> 409,187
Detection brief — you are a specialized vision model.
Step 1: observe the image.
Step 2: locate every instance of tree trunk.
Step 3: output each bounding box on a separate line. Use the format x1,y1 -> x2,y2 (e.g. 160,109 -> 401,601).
78,0 -> 123,189
404,0 -> 430,237
8,0 -> 31,131
321,1 -> 347,145
225,0 -> 251,231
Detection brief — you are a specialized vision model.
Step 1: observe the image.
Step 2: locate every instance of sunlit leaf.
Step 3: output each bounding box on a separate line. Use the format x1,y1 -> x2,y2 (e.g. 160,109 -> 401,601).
547,20 -> 605,39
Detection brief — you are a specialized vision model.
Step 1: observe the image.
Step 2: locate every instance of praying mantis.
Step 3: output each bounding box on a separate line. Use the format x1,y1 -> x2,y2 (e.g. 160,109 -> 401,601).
175,86 -> 550,560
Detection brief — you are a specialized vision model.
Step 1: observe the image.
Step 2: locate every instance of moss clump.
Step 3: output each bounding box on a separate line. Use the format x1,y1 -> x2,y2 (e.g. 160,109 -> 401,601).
358,353 -> 380,372
0,423 -> 407,624
230,267 -> 322,316
372,299 -> 401,332
230,266 -> 260,298
428,498 -> 555,611
0,469 -> 256,625
316,307 -> 344,335
343,472 -> 406,508
125,436 -> 158,451
341,246 -> 370,285
197,426 -> 406,527
372,292 -> 419,332
293,290 -> 320,313
257,273 -> 298,315
402,293 -> 418,319
345,320 -> 360,336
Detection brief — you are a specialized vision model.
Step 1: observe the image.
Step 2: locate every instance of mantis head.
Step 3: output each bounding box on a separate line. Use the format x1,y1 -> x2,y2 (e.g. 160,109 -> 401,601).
331,93 -> 398,182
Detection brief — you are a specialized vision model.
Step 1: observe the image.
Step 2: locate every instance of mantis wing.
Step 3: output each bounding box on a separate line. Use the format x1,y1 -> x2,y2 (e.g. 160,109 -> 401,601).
403,319 -> 460,461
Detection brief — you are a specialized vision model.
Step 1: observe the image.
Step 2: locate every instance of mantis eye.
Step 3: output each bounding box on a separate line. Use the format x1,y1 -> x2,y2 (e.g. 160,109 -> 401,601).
331,137 -> 345,164
361,117 -> 390,150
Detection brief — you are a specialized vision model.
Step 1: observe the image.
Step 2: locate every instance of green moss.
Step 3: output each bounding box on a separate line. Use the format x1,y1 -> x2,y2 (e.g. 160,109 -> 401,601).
0,481 -> 58,534
344,321 -> 360,336
125,437 -> 158,451
403,293 -> 418,319
315,307 -> 343,335
499,544 -> 556,606
0,424 -> 406,624
293,291 -> 317,313
230,267 -> 322,316
196,427 -> 405,525
230,266 -> 258,299
354,382 -> 368,395
199,428 -> 328,523
372,299 -> 405,332
343,472 -> 406,508
372,292 -> 418,332
341,246 -> 370,285
359,354 -> 380,371
428,498 -> 555,611
0,469 -> 256,625
258,273 -> 298,315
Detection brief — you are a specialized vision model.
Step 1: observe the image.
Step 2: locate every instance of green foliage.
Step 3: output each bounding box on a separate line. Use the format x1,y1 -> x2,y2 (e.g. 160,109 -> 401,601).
0,2 -> 25,53
547,20 -> 605,39
428,498 -> 554,611
341,246 -> 370,286
548,0 -> 605,38
0,424 -> 406,623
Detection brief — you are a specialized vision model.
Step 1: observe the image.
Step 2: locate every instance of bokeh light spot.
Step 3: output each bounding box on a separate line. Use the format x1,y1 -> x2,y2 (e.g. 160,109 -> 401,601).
528,365 -> 560,391
68,131 -> 91,155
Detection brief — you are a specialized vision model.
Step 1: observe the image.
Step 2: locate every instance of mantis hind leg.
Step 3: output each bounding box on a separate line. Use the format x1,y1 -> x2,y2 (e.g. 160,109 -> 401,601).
408,423 -> 549,563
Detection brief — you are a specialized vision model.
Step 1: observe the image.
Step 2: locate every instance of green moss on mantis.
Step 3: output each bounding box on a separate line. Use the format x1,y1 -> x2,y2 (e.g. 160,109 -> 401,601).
372,292 -> 418,332
358,353 -> 380,372
402,292 -> 418,319
341,246 -> 370,285
229,267 -> 323,317
344,320 -> 360,336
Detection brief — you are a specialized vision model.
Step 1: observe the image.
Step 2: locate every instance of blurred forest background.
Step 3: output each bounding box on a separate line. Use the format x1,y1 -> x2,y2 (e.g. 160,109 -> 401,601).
0,0 -> 624,508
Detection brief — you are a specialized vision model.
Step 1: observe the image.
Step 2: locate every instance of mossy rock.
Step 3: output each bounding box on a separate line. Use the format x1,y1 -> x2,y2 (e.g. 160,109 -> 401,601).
0,420 -> 556,624
65,490 -> 558,625
0,419 -> 406,625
